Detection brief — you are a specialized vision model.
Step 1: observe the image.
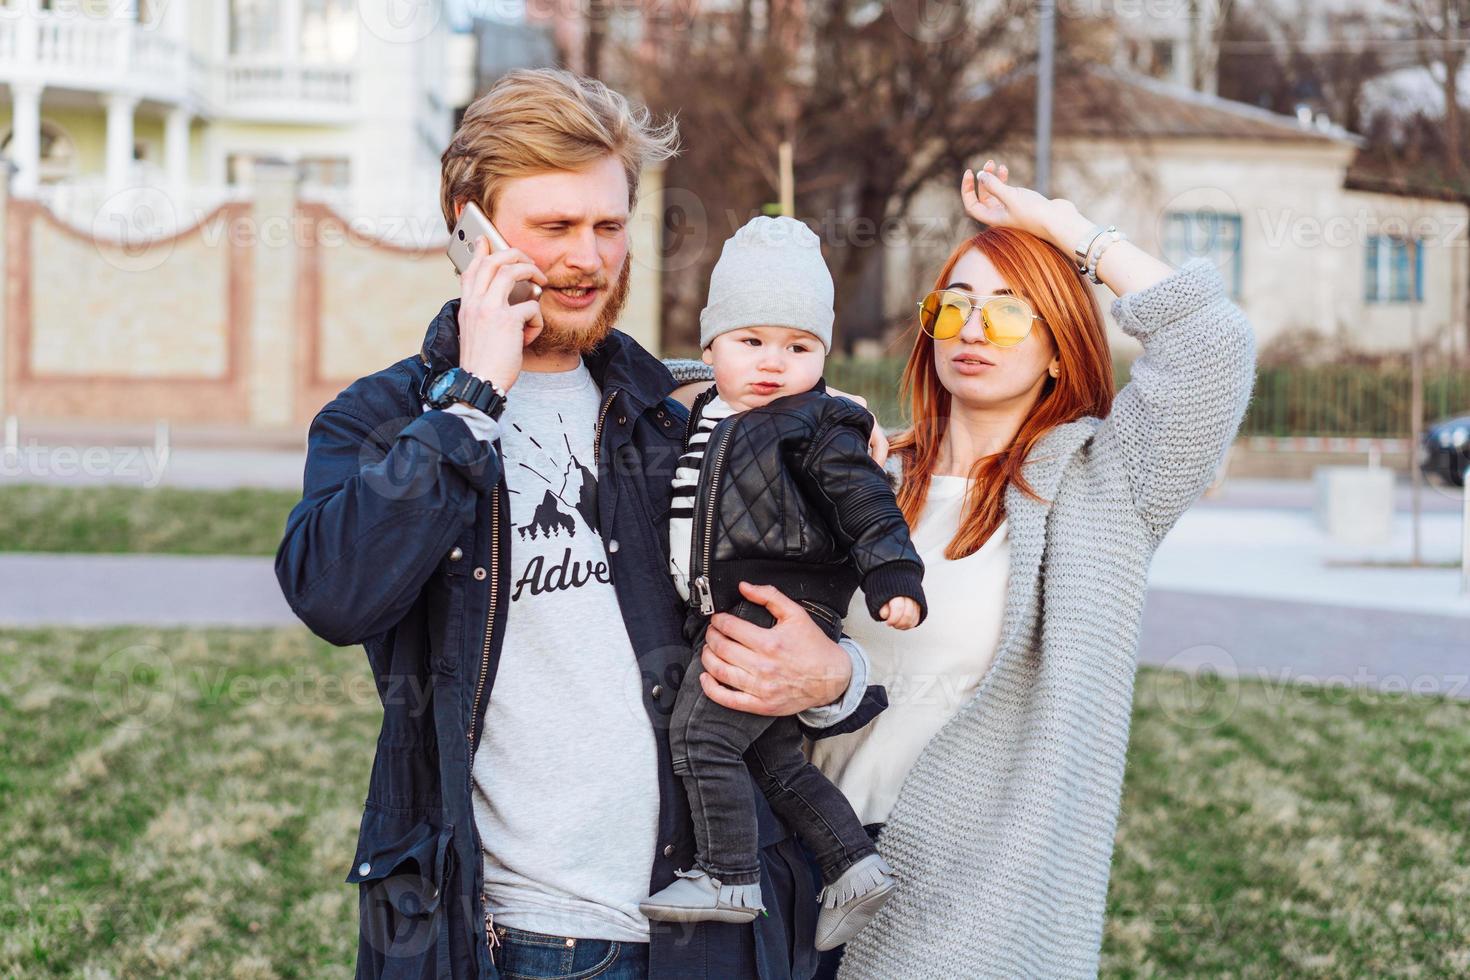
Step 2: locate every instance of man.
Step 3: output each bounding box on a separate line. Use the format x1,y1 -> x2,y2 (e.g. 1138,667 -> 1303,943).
275,68 -> 886,980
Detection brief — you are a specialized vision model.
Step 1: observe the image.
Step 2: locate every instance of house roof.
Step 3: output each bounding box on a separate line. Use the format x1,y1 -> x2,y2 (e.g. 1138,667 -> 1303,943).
971,63 -> 1361,146
1343,153 -> 1470,203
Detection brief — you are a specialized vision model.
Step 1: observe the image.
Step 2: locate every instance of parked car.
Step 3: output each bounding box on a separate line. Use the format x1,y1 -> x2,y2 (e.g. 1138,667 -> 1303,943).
1420,413 -> 1470,488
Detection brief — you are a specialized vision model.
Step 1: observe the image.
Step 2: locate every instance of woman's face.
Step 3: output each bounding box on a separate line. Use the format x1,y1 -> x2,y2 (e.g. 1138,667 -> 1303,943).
930,247 -> 1060,412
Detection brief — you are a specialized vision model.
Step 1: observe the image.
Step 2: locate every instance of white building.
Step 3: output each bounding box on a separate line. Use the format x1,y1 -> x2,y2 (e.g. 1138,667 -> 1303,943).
889,65 -> 1469,361
0,0 -> 476,241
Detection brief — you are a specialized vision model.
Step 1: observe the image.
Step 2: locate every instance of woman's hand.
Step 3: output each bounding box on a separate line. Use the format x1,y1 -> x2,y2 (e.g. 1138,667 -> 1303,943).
699,581 -> 853,716
960,159 -> 1174,296
824,385 -> 889,466
960,159 -> 1093,257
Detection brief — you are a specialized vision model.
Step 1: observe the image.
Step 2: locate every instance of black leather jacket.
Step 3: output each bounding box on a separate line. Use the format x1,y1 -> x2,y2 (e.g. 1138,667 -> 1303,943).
681,378 -> 927,636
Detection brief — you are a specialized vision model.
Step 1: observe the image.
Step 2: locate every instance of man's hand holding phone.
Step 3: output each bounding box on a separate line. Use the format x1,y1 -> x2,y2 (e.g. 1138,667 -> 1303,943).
456,234 -> 547,394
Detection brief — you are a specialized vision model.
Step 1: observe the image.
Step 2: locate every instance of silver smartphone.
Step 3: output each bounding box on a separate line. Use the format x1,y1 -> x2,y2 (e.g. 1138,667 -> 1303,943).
446,201 -> 543,305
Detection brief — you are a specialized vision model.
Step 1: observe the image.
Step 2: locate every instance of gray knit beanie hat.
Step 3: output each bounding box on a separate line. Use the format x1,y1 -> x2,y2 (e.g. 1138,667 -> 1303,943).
699,215 -> 835,352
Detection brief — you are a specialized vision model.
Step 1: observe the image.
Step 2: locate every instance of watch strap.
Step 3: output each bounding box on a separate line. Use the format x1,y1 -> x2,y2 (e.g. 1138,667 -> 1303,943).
432,368 -> 507,420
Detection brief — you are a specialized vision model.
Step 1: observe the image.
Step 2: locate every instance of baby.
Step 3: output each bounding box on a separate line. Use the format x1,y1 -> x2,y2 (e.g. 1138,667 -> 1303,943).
639,216 -> 926,952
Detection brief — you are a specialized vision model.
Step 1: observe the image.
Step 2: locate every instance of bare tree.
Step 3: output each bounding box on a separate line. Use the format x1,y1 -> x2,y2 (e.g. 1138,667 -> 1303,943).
1386,0 -> 1469,181
625,0 -> 1034,351
1217,2 -> 1384,134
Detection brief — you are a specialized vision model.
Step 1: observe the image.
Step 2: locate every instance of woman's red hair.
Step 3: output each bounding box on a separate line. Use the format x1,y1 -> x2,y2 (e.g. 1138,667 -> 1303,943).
890,227 -> 1115,559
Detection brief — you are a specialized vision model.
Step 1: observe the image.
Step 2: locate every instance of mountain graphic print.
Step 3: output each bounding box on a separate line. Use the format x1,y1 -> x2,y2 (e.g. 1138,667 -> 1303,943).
508,417 -> 599,540
503,413 -> 611,602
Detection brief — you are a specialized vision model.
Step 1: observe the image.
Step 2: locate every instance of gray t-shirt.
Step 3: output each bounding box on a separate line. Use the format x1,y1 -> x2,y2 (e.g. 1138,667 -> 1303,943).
468,361 -> 660,942
439,358 -> 870,942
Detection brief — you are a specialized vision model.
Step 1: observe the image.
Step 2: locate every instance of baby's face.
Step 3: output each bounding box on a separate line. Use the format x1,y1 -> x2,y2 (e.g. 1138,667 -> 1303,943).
702,326 -> 826,411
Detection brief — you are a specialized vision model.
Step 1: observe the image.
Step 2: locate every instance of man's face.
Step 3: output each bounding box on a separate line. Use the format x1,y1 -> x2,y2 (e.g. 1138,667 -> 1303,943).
474,155 -> 632,356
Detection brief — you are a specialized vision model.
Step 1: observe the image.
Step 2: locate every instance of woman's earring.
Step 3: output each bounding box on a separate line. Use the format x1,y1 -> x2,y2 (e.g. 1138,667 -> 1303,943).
1049,366 -> 1060,378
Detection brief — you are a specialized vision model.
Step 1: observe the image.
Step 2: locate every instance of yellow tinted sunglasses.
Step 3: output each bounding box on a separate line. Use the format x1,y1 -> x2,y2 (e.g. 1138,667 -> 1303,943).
916,289 -> 1042,346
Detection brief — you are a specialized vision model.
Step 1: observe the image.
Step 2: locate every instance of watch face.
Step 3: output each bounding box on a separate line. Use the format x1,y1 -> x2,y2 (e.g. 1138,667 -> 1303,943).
428,368 -> 462,404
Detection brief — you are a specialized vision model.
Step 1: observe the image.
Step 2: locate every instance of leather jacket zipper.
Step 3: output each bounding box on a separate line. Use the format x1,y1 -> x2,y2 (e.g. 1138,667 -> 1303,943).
691,417 -> 735,615
799,599 -> 838,629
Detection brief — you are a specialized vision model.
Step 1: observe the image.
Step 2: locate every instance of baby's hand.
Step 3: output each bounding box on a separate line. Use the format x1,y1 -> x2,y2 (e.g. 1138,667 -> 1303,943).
880,597 -> 921,630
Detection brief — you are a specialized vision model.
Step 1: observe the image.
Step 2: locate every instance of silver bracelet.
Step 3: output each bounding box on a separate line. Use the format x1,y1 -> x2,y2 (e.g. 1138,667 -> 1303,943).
1086,228 -> 1125,283
1071,223 -> 1109,273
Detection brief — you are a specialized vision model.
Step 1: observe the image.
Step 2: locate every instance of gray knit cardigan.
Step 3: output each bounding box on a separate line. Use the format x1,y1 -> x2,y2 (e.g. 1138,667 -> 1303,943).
666,256 -> 1257,979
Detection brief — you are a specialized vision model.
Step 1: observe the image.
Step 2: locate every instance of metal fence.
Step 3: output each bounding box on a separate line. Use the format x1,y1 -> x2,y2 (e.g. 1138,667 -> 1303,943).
823,358 -> 1470,437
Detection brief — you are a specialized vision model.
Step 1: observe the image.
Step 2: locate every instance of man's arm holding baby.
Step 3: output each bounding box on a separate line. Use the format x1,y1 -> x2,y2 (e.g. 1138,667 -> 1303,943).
698,580 -> 884,739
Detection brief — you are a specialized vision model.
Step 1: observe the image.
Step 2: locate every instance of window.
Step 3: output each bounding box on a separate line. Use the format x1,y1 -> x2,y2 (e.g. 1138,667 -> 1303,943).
1162,211 -> 1242,299
1,120 -> 78,183
230,0 -> 280,57
301,0 -> 357,62
1150,38 -> 1175,76
1364,235 -> 1423,303
298,156 -> 351,188
226,153 -> 290,186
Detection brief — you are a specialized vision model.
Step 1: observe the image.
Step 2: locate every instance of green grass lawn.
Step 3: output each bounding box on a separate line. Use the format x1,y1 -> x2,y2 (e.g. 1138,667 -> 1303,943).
1106,668 -> 1470,977
0,485 -> 297,556
1,629 -> 1465,977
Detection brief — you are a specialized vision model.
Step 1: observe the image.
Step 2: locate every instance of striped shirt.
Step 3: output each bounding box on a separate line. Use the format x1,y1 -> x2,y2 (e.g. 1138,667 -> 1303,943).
668,391 -> 737,602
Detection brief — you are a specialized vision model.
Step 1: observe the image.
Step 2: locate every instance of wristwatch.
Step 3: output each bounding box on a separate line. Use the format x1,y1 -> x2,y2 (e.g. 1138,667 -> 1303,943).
426,367 -> 508,421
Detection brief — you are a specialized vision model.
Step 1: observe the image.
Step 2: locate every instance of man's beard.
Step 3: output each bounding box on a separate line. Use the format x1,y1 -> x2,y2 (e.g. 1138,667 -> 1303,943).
527,255 -> 632,357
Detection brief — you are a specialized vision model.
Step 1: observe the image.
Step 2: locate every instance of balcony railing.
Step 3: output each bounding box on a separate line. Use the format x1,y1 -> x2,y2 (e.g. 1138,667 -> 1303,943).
0,11 -> 356,121
218,60 -> 356,120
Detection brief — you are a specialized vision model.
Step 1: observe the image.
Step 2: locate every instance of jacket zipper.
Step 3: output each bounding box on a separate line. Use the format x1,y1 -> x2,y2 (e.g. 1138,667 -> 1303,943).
691,418 -> 735,615
593,386 -> 619,467
799,599 -> 838,629
467,491 -> 501,751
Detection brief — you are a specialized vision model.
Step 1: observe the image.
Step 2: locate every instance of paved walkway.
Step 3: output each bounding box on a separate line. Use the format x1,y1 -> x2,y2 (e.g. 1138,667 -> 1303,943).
1137,591 -> 1467,699
1149,507 -> 1468,618
0,553 -> 297,628
1,444 -> 306,490
1,503 -> 1463,697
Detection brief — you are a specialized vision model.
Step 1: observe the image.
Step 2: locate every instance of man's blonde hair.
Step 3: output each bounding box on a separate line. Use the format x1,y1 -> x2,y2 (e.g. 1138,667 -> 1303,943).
439,68 -> 679,231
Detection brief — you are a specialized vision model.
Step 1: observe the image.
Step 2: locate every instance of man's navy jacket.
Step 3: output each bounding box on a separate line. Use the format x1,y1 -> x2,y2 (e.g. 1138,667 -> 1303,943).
275,299 -> 885,980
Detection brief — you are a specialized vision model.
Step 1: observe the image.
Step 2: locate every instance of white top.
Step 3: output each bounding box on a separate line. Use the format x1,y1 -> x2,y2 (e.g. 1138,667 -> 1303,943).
667,391 -> 736,601
808,475 -> 1010,826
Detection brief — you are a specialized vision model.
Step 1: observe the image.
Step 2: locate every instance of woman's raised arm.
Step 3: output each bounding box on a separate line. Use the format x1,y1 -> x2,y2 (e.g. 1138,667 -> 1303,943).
962,160 -> 1257,542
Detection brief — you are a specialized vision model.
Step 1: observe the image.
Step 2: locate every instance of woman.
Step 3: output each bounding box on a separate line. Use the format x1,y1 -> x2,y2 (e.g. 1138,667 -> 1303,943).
805,161 -> 1257,979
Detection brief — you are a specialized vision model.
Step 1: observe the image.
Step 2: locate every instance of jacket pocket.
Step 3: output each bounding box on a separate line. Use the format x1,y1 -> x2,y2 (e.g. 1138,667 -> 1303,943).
347,803 -> 456,980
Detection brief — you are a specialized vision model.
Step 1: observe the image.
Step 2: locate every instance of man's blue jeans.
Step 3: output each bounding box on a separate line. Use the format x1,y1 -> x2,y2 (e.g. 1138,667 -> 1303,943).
490,923 -> 649,979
